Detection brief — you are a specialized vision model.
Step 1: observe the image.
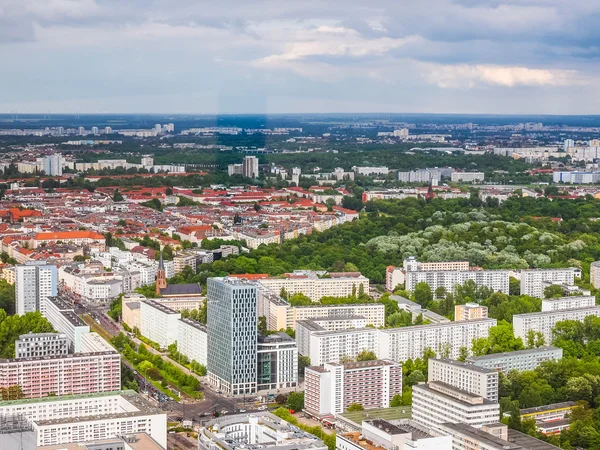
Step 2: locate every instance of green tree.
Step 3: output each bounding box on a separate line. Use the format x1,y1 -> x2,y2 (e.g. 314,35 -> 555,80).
346,403 -> 364,412
113,189 -> 124,202
544,284 -> 564,299
413,282 -> 433,307
287,392 -> 305,411
356,350 -> 377,361
298,356 -> 311,376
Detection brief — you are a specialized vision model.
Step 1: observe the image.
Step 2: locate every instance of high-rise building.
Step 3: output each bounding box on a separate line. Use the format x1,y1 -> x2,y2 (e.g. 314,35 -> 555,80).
207,277 -> 258,395
242,156 -> 259,178
467,346 -> 563,373
429,359 -> 498,402
405,269 -> 508,296
564,139 -> 575,152
513,306 -> 600,344
155,124 -> 162,134
43,153 -> 63,176
520,268 -> 578,298
15,262 -> 57,316
91,126 -> 99,135
590,261 -> 600,289
78,126 -> 85,135
104,126 -> 112,134
257,332 -> 298,391
15,332 -> 69,358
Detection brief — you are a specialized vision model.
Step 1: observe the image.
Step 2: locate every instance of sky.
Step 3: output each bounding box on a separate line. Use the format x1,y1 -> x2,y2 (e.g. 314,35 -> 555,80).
1,0 -> 600,115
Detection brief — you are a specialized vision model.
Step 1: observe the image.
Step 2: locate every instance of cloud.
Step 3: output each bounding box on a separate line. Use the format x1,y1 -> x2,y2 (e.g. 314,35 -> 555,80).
421,63 -> 585,88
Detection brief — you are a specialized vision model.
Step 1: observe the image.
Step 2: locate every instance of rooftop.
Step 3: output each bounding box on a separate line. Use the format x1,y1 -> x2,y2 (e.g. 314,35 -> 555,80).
143,299 -> 180,315
434,358 -> 497,374
507,429 -> 561,450
520,401 -> 576,416
440,423 -> 521,450
38,433 -> 164,450
160,283 -> 203,296
467,346 -> 562,361
513,306 -> 600,318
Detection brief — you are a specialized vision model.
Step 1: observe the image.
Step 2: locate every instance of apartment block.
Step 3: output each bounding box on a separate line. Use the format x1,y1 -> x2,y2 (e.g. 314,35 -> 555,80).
438,423 -> 524,450
177,317 -> 207,366
451,172 -> 485,183
15,262 -> 57,315
44,296 -> 90,353
0,390 -> 166,448
304,360 -> 402,417
379,319 -> 497,362
259,271 -> 369,301
412,382 -> 500,433
405,270 -> 509,296
296,316 -> 367,356
591,261 -> 600,289
467,347 -> 563,373
139,300 -> 181,349
520,269 -> 579,298
297,322 -> 380,366
0,333 -> 120,399
513,307 -> 600,344
429,359 -> 498,402
541,296 -> 595,312
15,332 -> 69,359
257,332 -> 298,391
404,257 -> 470,273
455,303 -> 489,321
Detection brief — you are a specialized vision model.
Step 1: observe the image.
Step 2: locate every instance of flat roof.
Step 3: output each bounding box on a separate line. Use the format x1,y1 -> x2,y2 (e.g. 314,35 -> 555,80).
179,317 -> 207,332
143,299 -> 179,315
381,318 -> 496,334
38,433 -> 164,450
513,307 -> 600,318
440,423 -> 521,450
507,429 -> 561,450
338,406 -> 412,425
520,402 -> 576,416
467,346 -> 561,361
434,358 -> 496,374
414,382 -> 496,406
0,390 -> 136,407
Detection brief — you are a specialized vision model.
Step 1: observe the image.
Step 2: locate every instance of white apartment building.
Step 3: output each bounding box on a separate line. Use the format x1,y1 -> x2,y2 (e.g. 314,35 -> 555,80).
259,271 -> 370,302
412,381 -> 500,433
591,261 -> 600,289
353,166 -> 390,176
297,322 -> 379,366
15,332 -> 69,359
44,296 -> 90,353
177,318 -> 207,366
242,156 -> 259,178
257,332 -> 298,391
451,172 -> 485,183
379,319 -> 497,362
404,257 -> 470,273
173,252 -> 197,273
405,270 -> 509,296
0,391 -> 167,448
305,360 -> 402,417
139,300 -> 181,349
288,303 -> 385,330
513,306 -> 600,344
520,268 -> 578,298
429,359 -> 498,402
15,262 -> 57,315
541,295 -> 595,312
467,346 -> 563,373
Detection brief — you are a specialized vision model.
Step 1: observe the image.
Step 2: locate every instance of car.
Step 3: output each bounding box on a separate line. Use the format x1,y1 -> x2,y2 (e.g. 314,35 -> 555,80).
239,409 -> 246,413
258,406 -> 268,411
221,410 -> 228,415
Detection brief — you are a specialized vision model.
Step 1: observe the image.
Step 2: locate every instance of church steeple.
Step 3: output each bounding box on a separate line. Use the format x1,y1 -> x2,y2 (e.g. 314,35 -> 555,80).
156,251 -> 167,295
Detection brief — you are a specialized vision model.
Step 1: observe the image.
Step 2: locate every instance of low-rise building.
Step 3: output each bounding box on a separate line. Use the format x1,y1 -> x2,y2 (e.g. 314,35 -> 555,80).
198,412 -> 327,450
455,303 -> 489,321
467,347 -> 563,373
304,360 -> 402,417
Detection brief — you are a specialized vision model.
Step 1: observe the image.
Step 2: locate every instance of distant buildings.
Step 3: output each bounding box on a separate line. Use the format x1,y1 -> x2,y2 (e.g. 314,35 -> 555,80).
243,156 -> 259,178
43,154 -> 63,176
15,262 -> 57,316
304,360 -> 402,417
405,269 -> 509,297
591,261 -> 600,289
450,172 -> 485,183
467,346 -> 563,373
519,268 -> 579,298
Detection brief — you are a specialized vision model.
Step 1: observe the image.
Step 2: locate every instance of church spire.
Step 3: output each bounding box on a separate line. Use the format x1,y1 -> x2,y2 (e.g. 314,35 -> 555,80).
156,250 -> 167,295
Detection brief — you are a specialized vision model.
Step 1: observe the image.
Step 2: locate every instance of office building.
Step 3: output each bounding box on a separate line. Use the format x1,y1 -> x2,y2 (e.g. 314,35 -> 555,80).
412,382 -> 500,433
43,154 -> 63,176
0,391 -> 166,448
15,262 -> 57,315
242,156 -> 259,178
14,332 -> 68,359
451,172 -> 485,183
44,296 -> 90,353
198,412 -> 327,450
467,347 -> 563,373
541,295 -> 595,312
177,317 -> 207,366
513,306 -> 600,343
296,322 -> 379,366
207,277 -> 258,396
0,332 -> 120,399
379,319 -> 496,362
139,300 -> 181,350
405,270 -> 509,296
520,269 -> 578,298
429,359 -> 498,402
257,332 -> 298,391
304,360 -> 402,417
455,303 -> 489,321
338,419 -> 452,450
258,271 -> 370,302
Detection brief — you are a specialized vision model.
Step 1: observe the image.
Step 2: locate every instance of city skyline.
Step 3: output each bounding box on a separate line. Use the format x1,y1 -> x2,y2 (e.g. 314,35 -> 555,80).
2,1 -> 600,114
